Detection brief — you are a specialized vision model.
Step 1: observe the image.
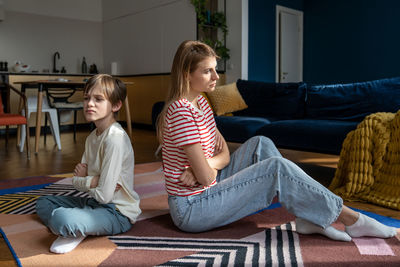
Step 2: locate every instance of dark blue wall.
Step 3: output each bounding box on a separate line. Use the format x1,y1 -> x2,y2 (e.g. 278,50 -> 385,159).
248,0 -> 304,82
248,0 -> 400,83
303,0 -> 400,83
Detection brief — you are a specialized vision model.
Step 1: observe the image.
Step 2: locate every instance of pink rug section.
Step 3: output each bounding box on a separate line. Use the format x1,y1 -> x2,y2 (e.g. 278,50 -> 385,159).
135,182 -> 165,196
353,237 -> 395,256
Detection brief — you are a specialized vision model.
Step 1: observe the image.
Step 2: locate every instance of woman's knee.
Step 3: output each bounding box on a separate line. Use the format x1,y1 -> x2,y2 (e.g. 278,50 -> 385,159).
248,136 -> 278,152
261,156 -> 291,170
248,135 -> 272,144
257,135 -> 277,147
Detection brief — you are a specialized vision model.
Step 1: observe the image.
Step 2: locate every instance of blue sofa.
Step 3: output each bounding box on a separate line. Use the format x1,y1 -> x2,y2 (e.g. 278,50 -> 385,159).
215,77 -> 400,155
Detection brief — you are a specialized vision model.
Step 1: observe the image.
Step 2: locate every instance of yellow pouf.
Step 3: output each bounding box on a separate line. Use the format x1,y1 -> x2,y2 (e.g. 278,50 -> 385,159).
329,110 -> 400,210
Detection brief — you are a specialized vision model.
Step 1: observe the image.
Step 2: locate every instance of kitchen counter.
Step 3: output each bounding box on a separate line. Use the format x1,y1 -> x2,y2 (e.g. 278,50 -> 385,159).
3,72 -> 226,126
1,71 -> 224,77
1,71 -> 93,76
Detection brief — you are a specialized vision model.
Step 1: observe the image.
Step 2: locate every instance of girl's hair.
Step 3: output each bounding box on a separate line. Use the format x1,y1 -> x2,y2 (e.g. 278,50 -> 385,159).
156,40 -> 218,142
84,74 -> 126,111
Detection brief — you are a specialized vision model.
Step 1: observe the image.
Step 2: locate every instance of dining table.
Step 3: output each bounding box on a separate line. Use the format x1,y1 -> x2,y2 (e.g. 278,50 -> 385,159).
14,79 -> 133,153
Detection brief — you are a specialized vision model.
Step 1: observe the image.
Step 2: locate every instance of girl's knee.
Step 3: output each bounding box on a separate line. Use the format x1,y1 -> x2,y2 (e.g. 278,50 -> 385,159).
51,208 -> 71,225
36,195 -> 52,208
48,209 -> 78,236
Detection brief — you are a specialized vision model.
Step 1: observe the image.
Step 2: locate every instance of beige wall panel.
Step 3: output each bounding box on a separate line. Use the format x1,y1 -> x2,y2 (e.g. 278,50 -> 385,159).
119,75 -> 170,125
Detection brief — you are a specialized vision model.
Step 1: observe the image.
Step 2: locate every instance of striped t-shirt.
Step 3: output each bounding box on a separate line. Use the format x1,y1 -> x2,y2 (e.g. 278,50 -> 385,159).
162,95 -> 217,196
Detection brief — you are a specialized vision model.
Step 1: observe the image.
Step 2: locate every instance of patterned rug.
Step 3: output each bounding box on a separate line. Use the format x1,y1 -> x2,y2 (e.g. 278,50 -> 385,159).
0,162 -> 399,267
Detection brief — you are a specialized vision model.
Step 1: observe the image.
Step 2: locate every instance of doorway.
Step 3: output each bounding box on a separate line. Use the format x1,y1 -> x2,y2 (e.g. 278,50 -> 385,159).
275,5 -> 303,82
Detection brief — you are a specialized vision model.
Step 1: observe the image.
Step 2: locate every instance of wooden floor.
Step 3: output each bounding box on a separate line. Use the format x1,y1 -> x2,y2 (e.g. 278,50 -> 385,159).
1,126 -> 399,220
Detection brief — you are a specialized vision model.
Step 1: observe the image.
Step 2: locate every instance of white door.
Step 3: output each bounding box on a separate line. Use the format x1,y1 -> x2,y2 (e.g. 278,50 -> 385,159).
276,5 -> 303,82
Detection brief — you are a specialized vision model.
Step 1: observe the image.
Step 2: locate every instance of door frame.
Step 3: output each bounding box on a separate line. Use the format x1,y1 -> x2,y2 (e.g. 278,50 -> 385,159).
275,5 -> 303,82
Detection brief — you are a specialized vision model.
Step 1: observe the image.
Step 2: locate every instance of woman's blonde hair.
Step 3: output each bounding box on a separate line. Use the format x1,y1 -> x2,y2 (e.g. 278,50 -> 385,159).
156,40 -> 218,142
84,74 -> 126,116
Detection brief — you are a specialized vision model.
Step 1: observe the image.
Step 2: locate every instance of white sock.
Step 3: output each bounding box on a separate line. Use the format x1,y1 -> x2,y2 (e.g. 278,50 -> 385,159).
295,218 -> 352,242
50,235 -> 86,254
345,213 -> 397,238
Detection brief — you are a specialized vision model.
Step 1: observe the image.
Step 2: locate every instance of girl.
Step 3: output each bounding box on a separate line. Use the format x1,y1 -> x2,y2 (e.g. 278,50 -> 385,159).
157,40 -> 398,241
36,74 -> 141,253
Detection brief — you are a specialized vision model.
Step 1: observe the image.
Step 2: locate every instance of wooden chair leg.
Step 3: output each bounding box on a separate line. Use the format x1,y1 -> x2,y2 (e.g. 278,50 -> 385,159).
5,125 -> 9,146
44,114 -> 47,144
26,123 -> 30,159
16,124 -> 21,148
57,110 -> 61,140
73,110 -> 77,142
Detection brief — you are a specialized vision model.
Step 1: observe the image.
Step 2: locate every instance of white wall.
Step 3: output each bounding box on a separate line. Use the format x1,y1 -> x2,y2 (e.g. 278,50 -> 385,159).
0,0 -> 103,74
0,0 -> 245,78
225,0 -> 247,83
102,0 -> 196,75
4,0 -> 102,21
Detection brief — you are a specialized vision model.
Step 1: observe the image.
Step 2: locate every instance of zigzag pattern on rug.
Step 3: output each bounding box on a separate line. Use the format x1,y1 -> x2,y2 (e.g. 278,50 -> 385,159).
0,184 -> 88,214
109,222 -> 303,266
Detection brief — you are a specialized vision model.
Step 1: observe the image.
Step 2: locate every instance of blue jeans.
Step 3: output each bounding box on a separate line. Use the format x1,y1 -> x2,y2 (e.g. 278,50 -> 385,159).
168,136 -> 343,232
36,195 -> 132,237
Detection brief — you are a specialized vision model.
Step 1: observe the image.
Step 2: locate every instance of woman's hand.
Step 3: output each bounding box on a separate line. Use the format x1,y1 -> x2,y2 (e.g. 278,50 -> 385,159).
207,128 -> 230,170
179,167 -> 198,186
214,130 -> 224,156
74,163 -> 88,177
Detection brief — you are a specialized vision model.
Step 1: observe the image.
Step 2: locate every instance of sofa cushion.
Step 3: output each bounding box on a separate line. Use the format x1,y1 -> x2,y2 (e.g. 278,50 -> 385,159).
306,77 -> 400,121
234,79 -> 306,119
215,116 -> 272,143
256,119 -> 358,155
206,82 -> 248,116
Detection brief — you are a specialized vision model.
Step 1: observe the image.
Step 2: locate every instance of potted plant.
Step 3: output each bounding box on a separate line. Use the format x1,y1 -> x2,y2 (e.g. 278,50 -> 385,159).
191,0 -> 230,66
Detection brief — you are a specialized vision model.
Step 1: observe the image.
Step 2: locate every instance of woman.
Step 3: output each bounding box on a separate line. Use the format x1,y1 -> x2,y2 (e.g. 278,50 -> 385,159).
157,40 -> 398,241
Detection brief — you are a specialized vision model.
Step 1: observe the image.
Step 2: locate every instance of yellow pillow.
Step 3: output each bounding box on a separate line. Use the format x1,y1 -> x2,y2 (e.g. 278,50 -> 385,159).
206,83 -> 248,116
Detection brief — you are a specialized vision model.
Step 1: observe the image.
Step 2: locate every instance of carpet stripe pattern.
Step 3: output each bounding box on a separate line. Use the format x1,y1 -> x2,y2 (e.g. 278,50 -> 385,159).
109,222 -> 303,266
265,222 -> 303,267
0,184 -> 88,214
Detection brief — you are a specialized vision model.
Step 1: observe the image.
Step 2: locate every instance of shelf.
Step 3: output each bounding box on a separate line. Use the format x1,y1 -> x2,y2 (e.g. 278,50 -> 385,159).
195,0 -> 227,72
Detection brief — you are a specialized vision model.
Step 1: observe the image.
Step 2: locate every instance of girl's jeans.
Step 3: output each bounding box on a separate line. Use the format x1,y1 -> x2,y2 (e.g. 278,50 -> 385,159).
168,136 -> 343,232
36,195 -> 132,237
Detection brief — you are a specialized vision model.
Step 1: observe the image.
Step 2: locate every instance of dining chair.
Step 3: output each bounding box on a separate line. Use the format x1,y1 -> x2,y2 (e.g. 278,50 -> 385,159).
19,95 -> 61,152
0,83 -> 30,158
45,87 -> 83,142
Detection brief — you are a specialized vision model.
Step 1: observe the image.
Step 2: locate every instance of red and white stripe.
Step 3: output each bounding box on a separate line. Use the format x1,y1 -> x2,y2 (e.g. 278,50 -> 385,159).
162,95 -> 216,196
